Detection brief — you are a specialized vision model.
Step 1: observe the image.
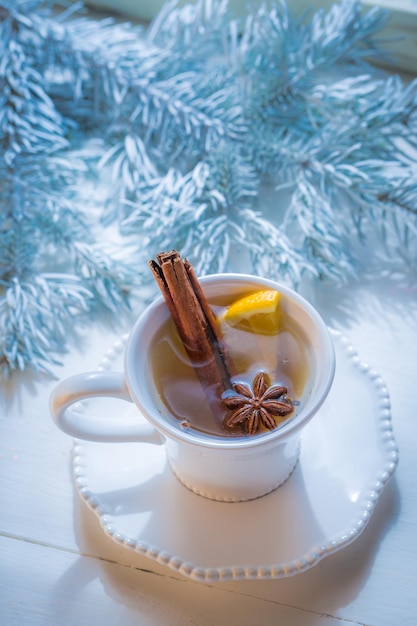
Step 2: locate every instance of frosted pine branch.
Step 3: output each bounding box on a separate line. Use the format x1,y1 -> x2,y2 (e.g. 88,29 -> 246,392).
1,0 -> 417,378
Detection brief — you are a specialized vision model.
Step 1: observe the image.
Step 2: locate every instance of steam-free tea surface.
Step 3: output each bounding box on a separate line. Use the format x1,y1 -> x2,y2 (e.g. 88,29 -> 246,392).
150,294 -> 310,438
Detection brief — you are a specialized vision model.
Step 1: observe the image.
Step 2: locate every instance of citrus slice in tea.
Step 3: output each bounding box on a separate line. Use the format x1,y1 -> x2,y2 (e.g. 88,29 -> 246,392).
222,290 -> 282,335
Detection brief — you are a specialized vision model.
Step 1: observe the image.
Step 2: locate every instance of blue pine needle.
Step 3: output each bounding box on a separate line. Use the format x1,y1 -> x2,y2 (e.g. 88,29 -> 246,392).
0,0 -> 416,377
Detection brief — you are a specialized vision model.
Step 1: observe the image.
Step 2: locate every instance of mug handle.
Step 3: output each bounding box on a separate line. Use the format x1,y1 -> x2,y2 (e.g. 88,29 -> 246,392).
50,371 -> 164,444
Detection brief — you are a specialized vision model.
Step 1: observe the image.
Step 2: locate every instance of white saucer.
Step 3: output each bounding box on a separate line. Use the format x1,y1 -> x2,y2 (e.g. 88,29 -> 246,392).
73,329 -> 398,582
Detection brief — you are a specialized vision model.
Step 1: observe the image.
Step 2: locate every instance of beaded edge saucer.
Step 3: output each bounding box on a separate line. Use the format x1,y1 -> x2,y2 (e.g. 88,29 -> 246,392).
73,329 -> 398,582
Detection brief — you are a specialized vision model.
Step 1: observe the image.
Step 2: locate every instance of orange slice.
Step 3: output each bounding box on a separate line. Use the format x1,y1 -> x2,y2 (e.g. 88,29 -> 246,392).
223,290 -> 282,335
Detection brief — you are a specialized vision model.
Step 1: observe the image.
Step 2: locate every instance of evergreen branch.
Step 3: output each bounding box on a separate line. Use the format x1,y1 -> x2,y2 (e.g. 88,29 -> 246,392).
72,241 -> 133,314
31,2 -> 244,155
1,0 -> 417,379
0,40 -> 69,163
147,0 -> 229,48
285,179 -> 357,281
237,209 -> 314,287
0,274 -> 92,377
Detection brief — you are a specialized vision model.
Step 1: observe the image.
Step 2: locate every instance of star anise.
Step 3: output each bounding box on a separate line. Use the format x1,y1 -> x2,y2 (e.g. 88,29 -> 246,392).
221,371 -> 294,435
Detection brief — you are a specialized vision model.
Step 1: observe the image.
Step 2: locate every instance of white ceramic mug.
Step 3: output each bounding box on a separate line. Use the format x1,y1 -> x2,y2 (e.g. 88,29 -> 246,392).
50,274 -> 335,502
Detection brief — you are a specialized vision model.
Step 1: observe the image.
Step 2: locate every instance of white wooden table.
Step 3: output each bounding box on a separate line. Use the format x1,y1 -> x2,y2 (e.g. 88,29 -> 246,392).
1,275 -> 416,625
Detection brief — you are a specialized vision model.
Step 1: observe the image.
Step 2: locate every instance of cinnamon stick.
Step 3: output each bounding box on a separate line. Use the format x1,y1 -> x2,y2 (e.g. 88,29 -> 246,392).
149,251 -> 235,419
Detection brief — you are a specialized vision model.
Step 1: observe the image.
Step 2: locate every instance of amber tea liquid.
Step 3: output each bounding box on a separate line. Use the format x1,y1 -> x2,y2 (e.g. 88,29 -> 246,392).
149,292 -> 310,438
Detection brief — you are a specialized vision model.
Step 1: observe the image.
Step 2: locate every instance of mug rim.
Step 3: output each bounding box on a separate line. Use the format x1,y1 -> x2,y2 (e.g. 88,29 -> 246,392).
125,273 -> 336,450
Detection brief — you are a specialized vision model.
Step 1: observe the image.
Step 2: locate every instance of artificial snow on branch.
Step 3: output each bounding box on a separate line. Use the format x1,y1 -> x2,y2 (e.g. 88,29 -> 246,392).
1,0 -> 416,378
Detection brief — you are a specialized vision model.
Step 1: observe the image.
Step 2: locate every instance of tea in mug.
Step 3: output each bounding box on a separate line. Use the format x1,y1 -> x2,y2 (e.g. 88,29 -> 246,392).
149,289 -> 309,439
